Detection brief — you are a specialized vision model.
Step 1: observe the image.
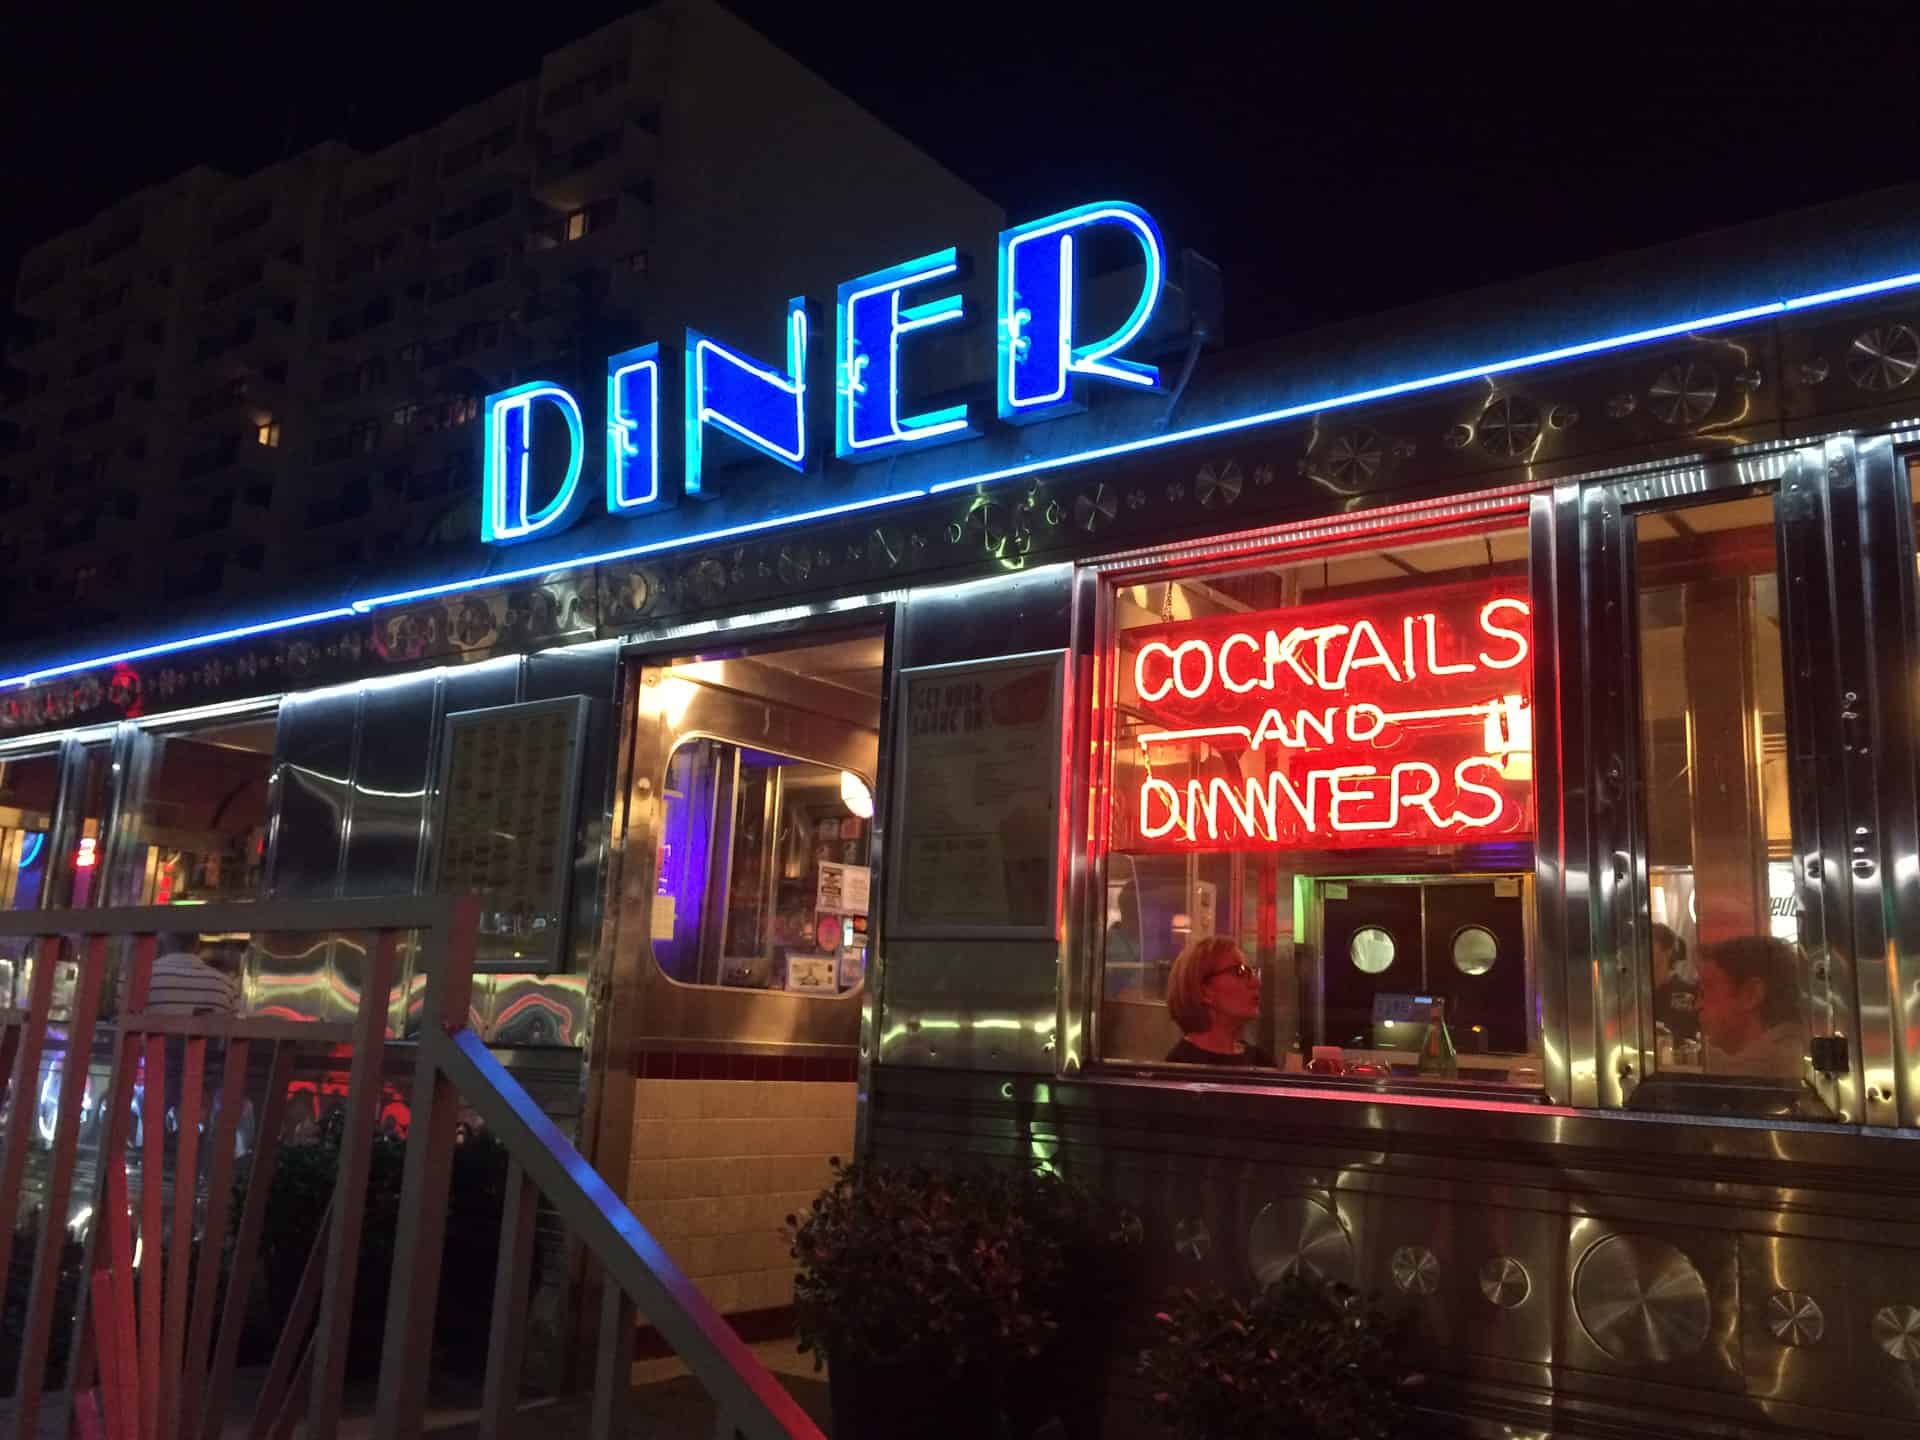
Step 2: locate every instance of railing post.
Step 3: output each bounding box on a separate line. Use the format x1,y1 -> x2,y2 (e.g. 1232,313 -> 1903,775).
479,1160 -> 540,1440
178,1034 -> 251,1440
12,933 -> 109,1434
592,1280 -> 636,1440
61,933 -> 155,1440
0,935 -> 64,1290
201,1041 -> 296,1440
304,929 -> 401,1440
371,896 -> 481,1440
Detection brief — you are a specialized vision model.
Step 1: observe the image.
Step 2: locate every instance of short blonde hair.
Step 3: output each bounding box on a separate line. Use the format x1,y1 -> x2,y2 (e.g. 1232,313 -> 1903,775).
1166,935 -> 1245,1034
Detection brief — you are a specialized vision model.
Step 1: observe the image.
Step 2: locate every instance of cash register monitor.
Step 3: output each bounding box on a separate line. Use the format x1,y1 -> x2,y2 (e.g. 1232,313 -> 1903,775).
1371,992 -> 1445,1050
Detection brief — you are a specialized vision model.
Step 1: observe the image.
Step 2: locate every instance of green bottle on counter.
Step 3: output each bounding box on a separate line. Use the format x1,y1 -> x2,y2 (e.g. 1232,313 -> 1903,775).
1418,997 -> 1458,1078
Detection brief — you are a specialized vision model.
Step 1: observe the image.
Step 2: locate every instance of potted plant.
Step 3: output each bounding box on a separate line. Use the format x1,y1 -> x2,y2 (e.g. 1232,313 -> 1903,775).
788,1159 -> 1138,1440
1139,1274 -> 1419,1440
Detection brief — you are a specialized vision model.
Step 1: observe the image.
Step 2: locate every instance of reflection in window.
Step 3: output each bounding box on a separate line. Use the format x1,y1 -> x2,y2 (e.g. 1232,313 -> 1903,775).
121,716 -> 277,905
1634,496 -> 1809,1084
653,740 -> 871,995
1100,522 -> 1542,1083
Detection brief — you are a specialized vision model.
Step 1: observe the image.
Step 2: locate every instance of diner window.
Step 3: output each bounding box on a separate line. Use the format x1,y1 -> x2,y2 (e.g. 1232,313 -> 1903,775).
115,714 -> 277,906
1100,522 -> 1539,1085
653,740 -> 873,997
1632,492 -> 1815,1097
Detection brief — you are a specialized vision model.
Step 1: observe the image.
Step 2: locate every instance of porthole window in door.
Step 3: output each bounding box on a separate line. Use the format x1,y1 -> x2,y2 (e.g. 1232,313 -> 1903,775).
1350,926 -> 1396,975
1452,924 -> 1498,976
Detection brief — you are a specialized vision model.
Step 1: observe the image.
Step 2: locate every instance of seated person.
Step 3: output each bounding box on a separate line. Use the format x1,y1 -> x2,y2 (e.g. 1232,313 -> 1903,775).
1697,935 -> 1805,1080
1164,936 -> 1274,1068
1650,923 -> 1701,1050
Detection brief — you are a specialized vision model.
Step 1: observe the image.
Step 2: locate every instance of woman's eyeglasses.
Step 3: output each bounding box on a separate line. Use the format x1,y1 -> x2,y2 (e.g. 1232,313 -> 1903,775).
1206,961 -> 1256,982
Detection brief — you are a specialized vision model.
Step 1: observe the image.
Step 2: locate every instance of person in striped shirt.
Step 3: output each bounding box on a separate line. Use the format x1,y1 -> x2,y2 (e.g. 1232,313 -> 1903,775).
144,936 -> 241,1016
136,934 -> 243,1143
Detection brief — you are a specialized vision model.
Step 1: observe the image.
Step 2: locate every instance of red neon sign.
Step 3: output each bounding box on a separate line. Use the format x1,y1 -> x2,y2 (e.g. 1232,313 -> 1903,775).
1116,579 -> 1533,852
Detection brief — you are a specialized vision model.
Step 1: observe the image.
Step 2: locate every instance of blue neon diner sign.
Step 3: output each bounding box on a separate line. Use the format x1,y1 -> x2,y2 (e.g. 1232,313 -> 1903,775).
481,201 -> 1169,545
7,185 -> 1920,690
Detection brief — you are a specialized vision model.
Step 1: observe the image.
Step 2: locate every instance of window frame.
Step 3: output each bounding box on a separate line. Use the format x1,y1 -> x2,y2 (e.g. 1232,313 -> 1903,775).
1076,486 -> 1542,1086
645,732 -> 874,1002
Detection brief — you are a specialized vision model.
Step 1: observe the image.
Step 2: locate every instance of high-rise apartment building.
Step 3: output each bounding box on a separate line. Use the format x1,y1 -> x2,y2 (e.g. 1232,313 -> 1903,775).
1,1 -> 1001,636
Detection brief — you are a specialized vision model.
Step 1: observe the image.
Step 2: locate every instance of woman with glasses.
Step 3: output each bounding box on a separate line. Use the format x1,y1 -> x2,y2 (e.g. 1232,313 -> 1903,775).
1163,935 -> 1273,1067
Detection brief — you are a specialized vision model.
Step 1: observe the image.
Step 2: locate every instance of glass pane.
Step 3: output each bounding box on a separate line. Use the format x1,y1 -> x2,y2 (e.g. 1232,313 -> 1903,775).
127,716 -> 277,906
1634,495 -> 1808,1087
0,751 -> 59,913
652,739 -> 872,996
1101,522 -> 1541,1085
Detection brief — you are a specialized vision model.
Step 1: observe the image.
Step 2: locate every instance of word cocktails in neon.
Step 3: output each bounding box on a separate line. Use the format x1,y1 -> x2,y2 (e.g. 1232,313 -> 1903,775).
1119,580 -> 1533,853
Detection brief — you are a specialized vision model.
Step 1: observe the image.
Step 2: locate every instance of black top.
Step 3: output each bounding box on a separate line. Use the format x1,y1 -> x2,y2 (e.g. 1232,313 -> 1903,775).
1655,974 -> 1702,1043
1165,1037 -> 1277,1068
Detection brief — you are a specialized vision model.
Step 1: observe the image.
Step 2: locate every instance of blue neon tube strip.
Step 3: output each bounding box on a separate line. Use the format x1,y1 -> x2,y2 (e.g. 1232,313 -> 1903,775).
7,263 -> 1920,691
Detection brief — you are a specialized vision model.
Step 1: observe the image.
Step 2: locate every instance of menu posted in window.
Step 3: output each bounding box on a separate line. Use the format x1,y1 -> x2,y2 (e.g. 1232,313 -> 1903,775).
893,654 -> 1062,937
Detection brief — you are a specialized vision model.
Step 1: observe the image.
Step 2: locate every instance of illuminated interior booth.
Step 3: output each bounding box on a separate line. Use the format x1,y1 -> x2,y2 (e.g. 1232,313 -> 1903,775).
8,184 -> 1920,1437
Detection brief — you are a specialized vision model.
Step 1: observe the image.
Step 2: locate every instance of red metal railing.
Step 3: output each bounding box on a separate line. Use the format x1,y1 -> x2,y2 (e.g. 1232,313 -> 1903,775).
0,897 -> 823,1440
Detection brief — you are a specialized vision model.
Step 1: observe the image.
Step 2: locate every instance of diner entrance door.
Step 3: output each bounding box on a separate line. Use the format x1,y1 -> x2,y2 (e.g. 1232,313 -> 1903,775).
596,622 -> 884,1322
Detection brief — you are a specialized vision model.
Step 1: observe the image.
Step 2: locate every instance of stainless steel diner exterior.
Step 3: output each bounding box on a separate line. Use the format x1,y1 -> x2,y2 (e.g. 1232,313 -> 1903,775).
8,185 -> 1920,1438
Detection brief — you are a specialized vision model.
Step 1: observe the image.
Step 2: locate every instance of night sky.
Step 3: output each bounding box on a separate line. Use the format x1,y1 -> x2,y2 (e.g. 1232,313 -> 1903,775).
4,1 -> 1920,347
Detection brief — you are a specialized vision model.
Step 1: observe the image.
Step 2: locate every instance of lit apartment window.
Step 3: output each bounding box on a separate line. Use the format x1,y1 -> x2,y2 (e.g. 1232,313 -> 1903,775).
393,402 -> 421,428
566,210 -> 589,243
255,420 -> 281,448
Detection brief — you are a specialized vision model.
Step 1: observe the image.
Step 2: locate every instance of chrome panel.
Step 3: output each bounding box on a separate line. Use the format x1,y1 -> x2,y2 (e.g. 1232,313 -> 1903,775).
868,1066 -> 1920,1437
1526,492 -> 1572,1106
1737,1233 -> 1861,1414
341,672 -> 435,898
1552,483 -> 1601,1107
1854,438 -> 1920,1127
98,722 -> 154,907
267,686 -> 357,899
1780,447 -> 1868,1120
1060,563 -> 1102,1077
876,939 -> 1057,1072
1820,436 -> 1898,1123
1580,483 -> 1633,1108
487,970 -> 591,1048
1849,1243 -> 1920,1421
897,565 -> 1073,669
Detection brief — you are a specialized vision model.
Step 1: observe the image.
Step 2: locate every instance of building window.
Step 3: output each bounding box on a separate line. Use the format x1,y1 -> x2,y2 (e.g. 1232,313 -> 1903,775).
255,419 -> 281,448
73,565 -> 98,596
626,249 -> 649,273
393,402 -> 420,428
566,210 -> 589,243
1099,518 -> 1538,1082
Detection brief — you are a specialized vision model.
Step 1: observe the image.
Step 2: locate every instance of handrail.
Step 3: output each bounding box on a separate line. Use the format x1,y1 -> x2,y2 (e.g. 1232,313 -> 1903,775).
372,893 -> 827,1440
439,1027 -> 821,1439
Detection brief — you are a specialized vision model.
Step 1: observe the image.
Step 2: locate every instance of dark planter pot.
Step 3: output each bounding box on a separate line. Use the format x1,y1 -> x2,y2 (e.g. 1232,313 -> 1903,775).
828,1356 -> 1004,1440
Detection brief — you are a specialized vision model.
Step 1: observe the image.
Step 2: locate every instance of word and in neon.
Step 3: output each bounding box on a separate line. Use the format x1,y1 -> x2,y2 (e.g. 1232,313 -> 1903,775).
480,201 -> 1167,544
1119,580 -> 1534,853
